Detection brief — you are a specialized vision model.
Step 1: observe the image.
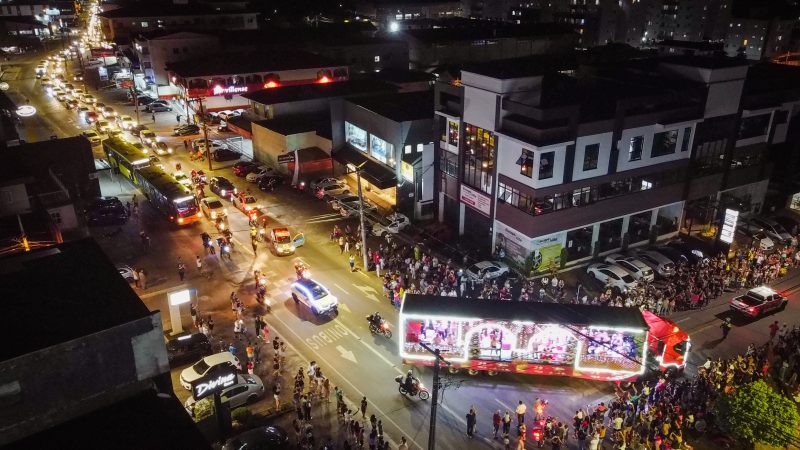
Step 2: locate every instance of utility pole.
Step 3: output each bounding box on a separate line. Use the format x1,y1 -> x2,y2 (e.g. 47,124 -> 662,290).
355,162 -> 368,270
130,86 -> 140,125
419,342 -> 448,450
197,96 -> 212,172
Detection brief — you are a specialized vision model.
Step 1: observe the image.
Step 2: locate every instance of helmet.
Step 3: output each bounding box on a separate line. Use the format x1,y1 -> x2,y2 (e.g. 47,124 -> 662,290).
375,312 -> 380,316
407,370 -> 413,376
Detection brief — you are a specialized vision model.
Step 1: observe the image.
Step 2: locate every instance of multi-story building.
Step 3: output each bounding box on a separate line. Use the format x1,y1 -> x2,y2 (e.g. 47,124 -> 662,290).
433,54 -> 800,271
356,0 -> 466,27
133,31 -> 221,91
723,17 -> 797,60
0,0 -> 75,26
97,2 -> 259,41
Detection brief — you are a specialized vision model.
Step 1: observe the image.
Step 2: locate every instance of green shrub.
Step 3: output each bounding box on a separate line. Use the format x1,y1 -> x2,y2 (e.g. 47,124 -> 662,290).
231,407 -> 252,425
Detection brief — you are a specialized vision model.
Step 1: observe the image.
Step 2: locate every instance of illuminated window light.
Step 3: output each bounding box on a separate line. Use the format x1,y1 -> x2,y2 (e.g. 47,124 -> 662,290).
264,80 -> 279,88
317,75 -> 331,84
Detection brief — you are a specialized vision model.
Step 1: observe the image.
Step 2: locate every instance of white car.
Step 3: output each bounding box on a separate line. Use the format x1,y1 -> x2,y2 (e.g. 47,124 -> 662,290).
371,213 -> 410,237
192,138 -> 227,152
179,352 -> 241,390
233,194 -> 259,212
315,183 -> 349,199
82,130 -> 101,145
116,115 -> 135,130
340,202 -> 377,217
173,171 -> 192,187
465,261 -> 510,280
603,253 -> 655,282
185,374 -> 264,413
291,278 -> 339,317
200,196 -> 227,219
329,193 -> 360,210
116,264 -> 136,283
587,263 -> 638,293
245,166 -> 276,183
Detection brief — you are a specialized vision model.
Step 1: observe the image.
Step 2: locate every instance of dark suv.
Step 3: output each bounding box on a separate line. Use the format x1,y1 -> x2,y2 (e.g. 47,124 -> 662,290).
85,196 -> 129,226
166,333 -> 213,367
209,176 -> 237,200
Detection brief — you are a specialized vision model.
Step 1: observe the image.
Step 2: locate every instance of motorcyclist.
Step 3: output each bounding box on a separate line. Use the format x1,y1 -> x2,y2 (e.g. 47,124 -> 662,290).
368,312 -> 383,329
403,370 -> 417,394
201,232 -> 212,247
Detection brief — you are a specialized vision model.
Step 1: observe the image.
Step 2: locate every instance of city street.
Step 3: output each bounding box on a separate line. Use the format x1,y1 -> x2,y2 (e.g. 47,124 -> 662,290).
15,44 -> 800,450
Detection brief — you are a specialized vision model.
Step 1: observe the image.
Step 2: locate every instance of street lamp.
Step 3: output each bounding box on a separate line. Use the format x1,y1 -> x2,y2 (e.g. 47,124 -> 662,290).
344,161 -> 369,270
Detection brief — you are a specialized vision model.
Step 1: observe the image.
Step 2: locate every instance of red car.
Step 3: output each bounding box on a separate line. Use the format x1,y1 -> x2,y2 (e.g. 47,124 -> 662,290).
232,161 -> 259,177
85,111 -> 99,123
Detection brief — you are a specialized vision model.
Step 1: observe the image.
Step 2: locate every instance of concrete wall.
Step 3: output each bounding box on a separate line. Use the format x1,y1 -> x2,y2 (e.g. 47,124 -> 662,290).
145,34 -> 221,85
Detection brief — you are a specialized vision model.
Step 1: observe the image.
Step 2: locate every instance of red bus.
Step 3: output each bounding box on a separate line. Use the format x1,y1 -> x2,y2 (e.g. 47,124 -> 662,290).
399,295 -> 689,381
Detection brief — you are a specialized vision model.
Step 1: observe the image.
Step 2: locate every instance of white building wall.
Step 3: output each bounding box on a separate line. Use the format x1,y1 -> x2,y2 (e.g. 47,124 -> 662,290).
616,122 -> 695,173
572,132 -> 613,182
462,85 -> 498,131
496,134 -> 570,189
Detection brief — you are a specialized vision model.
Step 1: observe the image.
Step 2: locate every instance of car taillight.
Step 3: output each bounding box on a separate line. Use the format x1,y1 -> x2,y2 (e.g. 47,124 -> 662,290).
748,307 -> 756,313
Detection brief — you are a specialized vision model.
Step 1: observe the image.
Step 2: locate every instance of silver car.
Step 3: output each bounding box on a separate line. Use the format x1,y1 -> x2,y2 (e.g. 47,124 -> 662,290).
185,374 -> 264,413
632,250 -> 676,277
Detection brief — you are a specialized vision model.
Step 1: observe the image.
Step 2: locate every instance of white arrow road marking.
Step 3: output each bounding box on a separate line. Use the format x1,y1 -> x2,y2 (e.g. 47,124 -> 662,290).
333,319 -> 399,369
354,284 -> 380,302
333,283 -> 350,295
336,345 -> 357,363
338,303 -> 351,313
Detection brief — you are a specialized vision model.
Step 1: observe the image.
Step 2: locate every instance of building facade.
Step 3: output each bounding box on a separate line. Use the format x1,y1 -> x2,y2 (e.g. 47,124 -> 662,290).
133,31 -> 220,94
433,55 -> 797,272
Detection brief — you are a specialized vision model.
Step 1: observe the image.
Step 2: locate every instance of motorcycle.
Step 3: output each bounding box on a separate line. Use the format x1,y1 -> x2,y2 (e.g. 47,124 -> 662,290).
214,215 -> 227,233
367,316 -> 392,338
201,232 -> 216,255
218,237 -> 232,261
395,375 -> 429,400
530,416 -> 555,448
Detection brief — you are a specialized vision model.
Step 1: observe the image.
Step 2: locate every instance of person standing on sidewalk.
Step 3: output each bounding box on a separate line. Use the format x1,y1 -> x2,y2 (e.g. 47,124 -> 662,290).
360,396 -> 368,419
177,258 -> 186,281
466,406 -> 477,438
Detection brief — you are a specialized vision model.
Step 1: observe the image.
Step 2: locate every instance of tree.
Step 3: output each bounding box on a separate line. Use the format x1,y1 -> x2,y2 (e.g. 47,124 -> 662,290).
714,380 -> 799,447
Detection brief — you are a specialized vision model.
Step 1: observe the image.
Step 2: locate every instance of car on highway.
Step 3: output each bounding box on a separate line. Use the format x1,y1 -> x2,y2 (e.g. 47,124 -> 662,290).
101,106 -> 116,118
151,141 -> 172,156
84,110 -> 98,124
173,124 -> 200,136
179,352 -> 241,390
340,201 -> 377,217
95,120 -> 111,133
81,130 -> 101,145
245,166 -> 276,183
199,196 -> 227,219
81,94 -> 97,105
465,260 -> 509,280
633,250 -> 676,277
140,129 -> 157,145
185,374 -> 265,413
233,161 -> 259,177
730,285 -> 787,318
221,426 -> 289,450
232,194 -> 259,212
370,213 -> 410,237
116,115 -> 135,130
56,93 -> 68,103
166,333 -> 212,367
212,149 -> 240,162
291,278 -> 339,317
209,176 -> 237,199
603,254 -> 655,282
586,263 -> 638,293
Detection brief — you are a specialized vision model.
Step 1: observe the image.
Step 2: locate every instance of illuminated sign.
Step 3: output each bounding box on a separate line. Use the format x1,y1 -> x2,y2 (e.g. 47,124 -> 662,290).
16,105 -> 36,117
168,289 -> 191,306
190,367 -> 238,400
401,161 -> 414,182
212,85 -> 248,95
720,208 -> 738,244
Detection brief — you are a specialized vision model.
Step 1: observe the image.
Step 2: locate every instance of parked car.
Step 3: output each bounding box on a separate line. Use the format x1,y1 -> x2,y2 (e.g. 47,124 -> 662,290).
116,264 -> 136,283
340,201 -> 377,217
166,333 -> 212,367
310,177 -> 342,191
603,254 -> 655,282
257,175 -> 282,191
632,250 -> 676,277
748,217 -> 792,245
370,213 -> 411,237
173,124 -> 200,136
133,95 -> 156,106
665,240 -> 708,265
221,426 -> 289,450
209,176 -> 237,199
465,261 -> 510,280
85,196 -> 128,226
587,263 -> 638,293
179,352 -> 241,390
245,166 -> 276,183
653,246 -> 689,266
200,196 -> 227,219
146,102 -> 172,112
81,130 -> 101,145
315,182 -> 350,200
329,193 -> 360,210
771,215 -> 800,236
212,149 -> 240,162
185,374 -> 265,413
730,285 -> 787,318
232,161 -> 259,177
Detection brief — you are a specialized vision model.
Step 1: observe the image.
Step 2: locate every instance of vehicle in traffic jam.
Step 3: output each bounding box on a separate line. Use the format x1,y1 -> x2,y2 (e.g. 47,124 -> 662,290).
269,227 -> 304,255
200,196 -> 227,220
209,176 -> 237,200
729,285 -> 787,318
233,193 -> 259,212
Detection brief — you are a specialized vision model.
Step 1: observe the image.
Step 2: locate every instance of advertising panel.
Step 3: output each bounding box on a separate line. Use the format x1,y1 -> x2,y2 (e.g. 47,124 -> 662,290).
495,222 -> 565,273
460,184 -> 491,216
720,209 -> 738,244
190,365 -> 239,401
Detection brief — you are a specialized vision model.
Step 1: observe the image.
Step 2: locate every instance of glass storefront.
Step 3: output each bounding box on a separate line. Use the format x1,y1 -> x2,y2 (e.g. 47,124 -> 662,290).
345,121 -> 367,152
628,211 -> 652,245
369,135 -> 393,165
462,123 -> 495,195
566,226 -> 593,261
656,204 -> 682,234
597,218 -> 623,253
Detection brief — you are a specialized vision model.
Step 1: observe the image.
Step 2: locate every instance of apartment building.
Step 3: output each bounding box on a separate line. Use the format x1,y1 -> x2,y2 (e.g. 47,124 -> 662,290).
434,54 -> 799,272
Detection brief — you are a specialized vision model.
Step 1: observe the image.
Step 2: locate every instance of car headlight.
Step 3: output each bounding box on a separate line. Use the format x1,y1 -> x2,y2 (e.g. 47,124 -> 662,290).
289,245 -> 296,251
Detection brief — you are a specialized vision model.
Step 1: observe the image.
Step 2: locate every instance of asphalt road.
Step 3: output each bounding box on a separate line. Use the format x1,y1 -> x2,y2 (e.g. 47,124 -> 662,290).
21,49 -> 800,449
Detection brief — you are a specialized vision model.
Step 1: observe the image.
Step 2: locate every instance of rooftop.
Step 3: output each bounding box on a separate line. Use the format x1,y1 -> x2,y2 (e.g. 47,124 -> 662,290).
254,112 -> 330,136
0,239 -> 150,362
4,391 -> 211,450
403,21 -> 574,43
402,295 -> 649,329
657,39 -> 724,51
370,69 -> 435,84
166,50 -> 340,78
348,90 -> 433,122
461,53 -> 579,80
242,79 -> 396,105
98,3 -> 257,19
660,55 -> 751,70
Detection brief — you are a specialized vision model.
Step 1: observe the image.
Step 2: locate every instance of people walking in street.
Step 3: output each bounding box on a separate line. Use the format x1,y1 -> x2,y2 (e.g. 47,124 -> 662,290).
466,406 -> 477,438
177,258 -> 186,281
207,317 -> 214,337
349,254 -> 356,272
190,303 -> 197,328
502,411 -> 512,435
273,382 -> 281,409
720,317 -> 732,339
151,112 -> 156,122
515,400 -> 527,427
769,320 -> 780,340
360,396 -> 368,419
493,410 -> 502,438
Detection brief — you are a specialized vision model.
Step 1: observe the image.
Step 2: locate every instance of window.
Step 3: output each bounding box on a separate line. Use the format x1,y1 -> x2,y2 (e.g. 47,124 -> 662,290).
516,149 -> 534,178
629,136 -> 644,161
404,145 -> 412,154
738,114 -> 771,139
539,151 -> 554,180
680,127 -> 692,152
652,129 -> 678,157
417,143 -> 424,153
141,21 -> 149,27
345,121 -> 367,151
369,135 -> 393,165
462,123 -> 495,194
440,148 -> 458,177
374,56 -> 380,62
447,121 -> 459,146
583,143 -> 599,171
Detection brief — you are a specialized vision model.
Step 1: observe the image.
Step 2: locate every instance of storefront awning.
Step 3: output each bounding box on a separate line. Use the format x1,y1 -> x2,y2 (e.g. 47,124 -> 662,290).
332,147 -> 397,190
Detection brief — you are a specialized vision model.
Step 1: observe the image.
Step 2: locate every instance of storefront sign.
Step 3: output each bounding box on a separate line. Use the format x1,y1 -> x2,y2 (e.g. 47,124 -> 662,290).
16,105 -> 36,117
191,366 -> 238,400
401,161 -> 414,182
212,85 -> 248,95
277,153 -> 295,164
460,184 -> 491,216
720,208 -> 738,244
